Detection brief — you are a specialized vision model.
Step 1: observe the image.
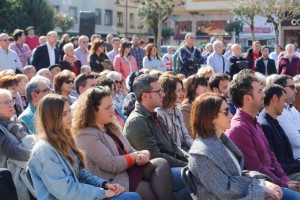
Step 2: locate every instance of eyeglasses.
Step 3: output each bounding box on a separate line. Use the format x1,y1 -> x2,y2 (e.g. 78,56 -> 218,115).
188,37 -> 196,40
219,107 -> 230,116
82,41 -> 88,43
115,80 -> 122,84
35,88 -> 51,94
147,88 -> 164,95
285,85 -> 295,90
65,79 -> 74,84
0,99 -> 16,106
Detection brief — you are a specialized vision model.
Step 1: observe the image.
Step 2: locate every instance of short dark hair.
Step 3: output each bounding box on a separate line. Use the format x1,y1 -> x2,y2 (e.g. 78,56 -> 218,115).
261,45 -> 269,52
53,70 -> 75,95
97,76 -> 114,91
133,74 -> 158,102
13,29 -> 24,41
191,93 -> 227,139
263,84 -> 286,106
208,73 -> 230,91
228,74 -> 258,108
183,74 -> 208,103
75,73 -> 96,94
159,75 -> 182,109
270,74 -> 293,87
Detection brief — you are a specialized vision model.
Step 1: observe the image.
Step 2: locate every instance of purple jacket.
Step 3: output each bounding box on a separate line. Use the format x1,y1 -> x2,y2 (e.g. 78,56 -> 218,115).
278,56 -> 300,77
225,109 -> 290,187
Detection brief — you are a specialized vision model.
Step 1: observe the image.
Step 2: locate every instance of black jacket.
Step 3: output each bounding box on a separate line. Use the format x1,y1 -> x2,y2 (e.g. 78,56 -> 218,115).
246,48 -> 262,69
255,57 -> 277,76
32,44 -> 60,71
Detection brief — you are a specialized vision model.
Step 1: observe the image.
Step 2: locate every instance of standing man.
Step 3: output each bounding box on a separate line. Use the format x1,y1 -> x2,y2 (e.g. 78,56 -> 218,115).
177,32 -> 204,77
25,26 -> 39,51
105,34 -> 113,52
107,37 -> 121,63
207,40 -> 229,74
229,44 -> 248,77
161,46 -> 174,71
74,35 -> 89,65
32,31 -> 60,71
0,33 -> 23,73
255,46 -> 277,76
201,43 -> 213,64
269,45 -> 282,65
278,44 -> 300,77
9,29 -> 32,67
245,41 -> 262,70
131,34 -> 145,70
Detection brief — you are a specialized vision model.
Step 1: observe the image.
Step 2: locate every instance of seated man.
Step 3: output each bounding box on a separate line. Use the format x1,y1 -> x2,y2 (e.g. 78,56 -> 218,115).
258,84 -> 300,181
123,74 -> 191,200
226,73 -> 300,194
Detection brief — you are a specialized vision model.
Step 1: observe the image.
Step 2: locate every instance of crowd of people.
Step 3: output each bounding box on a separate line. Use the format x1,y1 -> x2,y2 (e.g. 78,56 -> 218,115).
1,26 -> 300,200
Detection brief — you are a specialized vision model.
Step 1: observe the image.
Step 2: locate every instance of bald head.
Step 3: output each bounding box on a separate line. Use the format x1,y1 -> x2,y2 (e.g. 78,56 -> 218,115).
232,44 -> 242,57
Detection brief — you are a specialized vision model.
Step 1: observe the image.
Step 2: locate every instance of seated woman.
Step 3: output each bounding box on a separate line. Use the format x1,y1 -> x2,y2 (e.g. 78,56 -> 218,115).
15,74 -> 29,109
156,74 -> 193,151
60,43 -> 82,76
179,74 -> 208,134
72,86 -> 174,200
0,89 -> 35,200
188,92 -> 295,199
53,70 -> 77,106
143,43 -> 167,71
28,94 -> 140,200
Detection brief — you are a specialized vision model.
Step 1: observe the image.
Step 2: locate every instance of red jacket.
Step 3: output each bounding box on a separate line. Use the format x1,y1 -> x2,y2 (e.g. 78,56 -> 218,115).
278,55 -> 300,77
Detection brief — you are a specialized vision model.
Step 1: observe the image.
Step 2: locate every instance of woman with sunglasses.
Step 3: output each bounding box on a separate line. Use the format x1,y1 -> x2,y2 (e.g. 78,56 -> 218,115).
73,86 -> 174,200
53,70 -> 77,106
180,74 -> 208,134
114,42 -> 138,81
0,88 -> 34,199
188,93 -> 282,200
156,74 -> 193,151
89,39 -> 110,73
28,94 -> 140,200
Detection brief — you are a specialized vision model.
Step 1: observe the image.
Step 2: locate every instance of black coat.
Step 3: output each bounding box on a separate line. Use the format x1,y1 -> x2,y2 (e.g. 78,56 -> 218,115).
32,44 -> 60,71
254,57 -> 277,76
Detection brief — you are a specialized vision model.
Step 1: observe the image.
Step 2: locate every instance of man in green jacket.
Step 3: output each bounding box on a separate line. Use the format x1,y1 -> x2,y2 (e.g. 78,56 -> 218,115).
123,74 -> 191,200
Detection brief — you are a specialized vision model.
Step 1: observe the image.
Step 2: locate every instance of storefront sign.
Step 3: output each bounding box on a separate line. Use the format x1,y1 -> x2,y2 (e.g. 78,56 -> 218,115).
291,18 -> 300,26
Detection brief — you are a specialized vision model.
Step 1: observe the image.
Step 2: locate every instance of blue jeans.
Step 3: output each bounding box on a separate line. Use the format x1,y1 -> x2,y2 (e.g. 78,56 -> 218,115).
108,192 -> 141,200
171,167 -> 192,200
282,187 -> 300,200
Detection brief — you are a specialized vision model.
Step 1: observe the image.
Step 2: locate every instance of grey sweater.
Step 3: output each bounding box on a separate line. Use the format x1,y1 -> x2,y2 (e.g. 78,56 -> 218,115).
188,134 -> 265,200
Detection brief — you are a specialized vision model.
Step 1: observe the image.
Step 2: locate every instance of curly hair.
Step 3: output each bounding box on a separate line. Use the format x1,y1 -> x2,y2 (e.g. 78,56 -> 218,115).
88,38 -> 106,59
35,94 -> 86,172
72,86 -> 121,136
145,43 -> 159,61
53,70 -> 75,95
159,75 -> 182,109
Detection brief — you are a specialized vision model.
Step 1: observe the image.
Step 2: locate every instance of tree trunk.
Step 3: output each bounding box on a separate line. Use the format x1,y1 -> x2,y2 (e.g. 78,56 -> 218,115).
250,17 -> 255,43
273,22 -> 279,45
157,17 -> 162,56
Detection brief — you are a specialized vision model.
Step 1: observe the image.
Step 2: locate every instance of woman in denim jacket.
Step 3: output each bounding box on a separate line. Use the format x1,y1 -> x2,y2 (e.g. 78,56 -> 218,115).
28,94 -> 140,200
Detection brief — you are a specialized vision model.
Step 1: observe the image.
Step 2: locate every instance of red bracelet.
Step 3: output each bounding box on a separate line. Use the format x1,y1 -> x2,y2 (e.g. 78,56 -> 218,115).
123,154 -> 133,168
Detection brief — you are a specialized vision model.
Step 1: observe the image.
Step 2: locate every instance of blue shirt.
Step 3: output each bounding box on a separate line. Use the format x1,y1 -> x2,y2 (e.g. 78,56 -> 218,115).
131,47 -> 145,70
207,52 -> 230,73
18,103 -> 36,134
74,47 -> 89,65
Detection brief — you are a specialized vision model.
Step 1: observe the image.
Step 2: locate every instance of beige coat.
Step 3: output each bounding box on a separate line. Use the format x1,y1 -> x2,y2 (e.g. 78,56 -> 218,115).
75,127 -> 135,191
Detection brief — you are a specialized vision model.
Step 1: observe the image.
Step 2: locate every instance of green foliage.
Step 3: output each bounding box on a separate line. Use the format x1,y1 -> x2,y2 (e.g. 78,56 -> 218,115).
55,12 -> 76,33
0,0 -> 31,34
162,27 -> 175,38
225,20 -> 243,36
21,0 -> 56,35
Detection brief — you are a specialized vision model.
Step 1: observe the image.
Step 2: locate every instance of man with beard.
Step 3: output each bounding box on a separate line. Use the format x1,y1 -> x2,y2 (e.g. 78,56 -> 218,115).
278,44 -> 300,77
130,35 -> 145,70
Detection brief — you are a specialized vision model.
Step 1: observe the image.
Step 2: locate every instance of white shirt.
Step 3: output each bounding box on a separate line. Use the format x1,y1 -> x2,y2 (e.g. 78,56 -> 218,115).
46,42 -> 56,66
277,105 -> 300,159
269,51 -> 280,65
142,56 -> 167,71
0,47 -> 23,72
162,53 -> 173,70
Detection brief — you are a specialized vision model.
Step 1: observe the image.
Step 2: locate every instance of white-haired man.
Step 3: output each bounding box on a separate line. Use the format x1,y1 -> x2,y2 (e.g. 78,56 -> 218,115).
162,46 -> 174,71
207,40 -> 230,73
278,44 -> 300,77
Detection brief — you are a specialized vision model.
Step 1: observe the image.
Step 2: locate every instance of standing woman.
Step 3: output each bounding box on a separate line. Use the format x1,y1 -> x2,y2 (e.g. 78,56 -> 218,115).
114,42 -> 138,81
143,43 -> 167,71
60,43 -> 82,76
58,34 -> 70,60
89,39 -> 110,73
28,94 -> 140,200
156,75 -> 193,151
73,86 -> 174,200
53,70 -> 77,106
179,74 -> 208,134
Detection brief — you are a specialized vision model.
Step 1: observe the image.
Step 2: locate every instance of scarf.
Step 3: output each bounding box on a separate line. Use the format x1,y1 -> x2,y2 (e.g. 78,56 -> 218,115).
63,55 -> 79,66
0,116 -> 30,141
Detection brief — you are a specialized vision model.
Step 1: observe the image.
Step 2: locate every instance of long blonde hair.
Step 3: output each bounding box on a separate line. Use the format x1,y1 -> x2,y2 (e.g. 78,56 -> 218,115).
72,86 -> 121,136
35,94 -> 86,171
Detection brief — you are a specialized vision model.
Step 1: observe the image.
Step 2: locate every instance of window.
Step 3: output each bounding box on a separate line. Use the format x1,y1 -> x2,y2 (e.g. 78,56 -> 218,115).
117,12 -> 123,27
69,7 -> 78,23
105,10 -> 113,26
95,9 -> 101,25
130,13 -> 134,28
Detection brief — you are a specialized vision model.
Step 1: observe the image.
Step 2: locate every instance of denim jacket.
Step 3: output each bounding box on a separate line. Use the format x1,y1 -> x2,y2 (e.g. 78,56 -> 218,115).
28,140 -> 107,200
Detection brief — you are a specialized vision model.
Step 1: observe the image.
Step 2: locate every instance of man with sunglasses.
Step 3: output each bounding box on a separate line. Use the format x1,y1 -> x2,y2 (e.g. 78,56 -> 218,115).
124,74 -> 192,200
258,84 -> 300,185
226,73 -> 300,197
75,35 -> 89,65
0,33 -> 23,73
270,75 -> 300,160
18,76 -> 51,133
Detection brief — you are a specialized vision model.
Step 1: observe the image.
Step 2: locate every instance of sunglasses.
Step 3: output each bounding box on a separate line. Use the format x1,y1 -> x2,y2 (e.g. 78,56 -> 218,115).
219,107 -> 230,116
65,79 -> 74,84
0,99 -> 16,106
36,88 -> 51,94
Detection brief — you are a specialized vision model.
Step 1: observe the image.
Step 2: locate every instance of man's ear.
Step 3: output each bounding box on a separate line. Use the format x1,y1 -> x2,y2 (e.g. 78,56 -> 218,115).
212,87 -> 219,94
272,94 -> 279,103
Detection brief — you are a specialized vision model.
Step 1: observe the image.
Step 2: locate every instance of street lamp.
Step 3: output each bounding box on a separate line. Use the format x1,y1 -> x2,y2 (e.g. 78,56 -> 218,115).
115,0 -> 128,38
